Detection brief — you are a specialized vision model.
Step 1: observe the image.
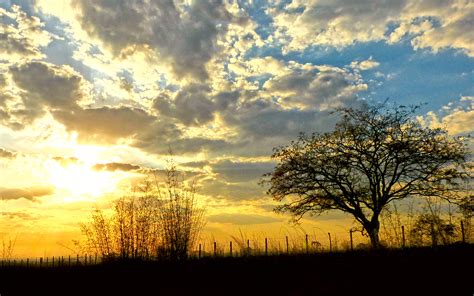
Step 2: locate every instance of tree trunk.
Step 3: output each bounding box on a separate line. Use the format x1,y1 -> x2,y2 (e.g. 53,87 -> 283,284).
366,219 -> 381,249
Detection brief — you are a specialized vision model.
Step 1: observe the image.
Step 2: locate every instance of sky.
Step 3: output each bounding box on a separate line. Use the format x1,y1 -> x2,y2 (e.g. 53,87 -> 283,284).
0,0 -> 473,256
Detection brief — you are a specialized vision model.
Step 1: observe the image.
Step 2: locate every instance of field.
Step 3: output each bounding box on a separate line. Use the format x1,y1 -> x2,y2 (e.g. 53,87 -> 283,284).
0,244 -> 472,296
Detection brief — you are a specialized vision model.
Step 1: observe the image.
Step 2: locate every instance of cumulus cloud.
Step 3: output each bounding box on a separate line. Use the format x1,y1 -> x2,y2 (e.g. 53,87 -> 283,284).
10,61 -> 87,110
271,0 -> 474,56
272,0 -> 405,51
0,61 -> 91,129
263,65 -> 366,110
73,0 -> 248,80
411,10 -> 474,57
153,84 -> 239,126
0,148 -> 16,158
421,97 -> 474,136
52,106 -> 156,143
0,5 -> 52,60
0,186 -> 54,201
350,57 -> 380,71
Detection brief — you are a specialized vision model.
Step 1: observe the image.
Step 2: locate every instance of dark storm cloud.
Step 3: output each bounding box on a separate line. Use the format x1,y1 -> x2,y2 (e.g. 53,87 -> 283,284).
0,186 -> 54,201
75,0 -> 247,80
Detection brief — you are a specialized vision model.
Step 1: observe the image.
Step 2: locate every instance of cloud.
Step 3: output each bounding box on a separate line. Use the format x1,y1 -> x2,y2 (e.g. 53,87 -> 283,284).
0,148 -> 16,158
263,65 -> 366,110
10,61 -> 86,110
0,5 -> 52,60
73,0 -> 247,80
199,178 -> 265,201
211,159 -> 275,183
419,96 -> 474,135
411,10 -> 474,57
52,106 -> 156,143
153,84 -> 239,126
271,0 -> 406,51
0,186 -> 54,201
271,0 -> 474,57
2,61 -> 89,129
92,162 -> 141,172
0,211 -> 44,220
52,156 -> 79,166
207,213 -> 282,225
153,85 -> 216,126
350,57 -> 380,71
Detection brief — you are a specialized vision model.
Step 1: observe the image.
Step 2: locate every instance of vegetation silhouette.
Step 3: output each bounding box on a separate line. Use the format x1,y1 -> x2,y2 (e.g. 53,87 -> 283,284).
263,102 -> 470,248
81,160 -> 205,261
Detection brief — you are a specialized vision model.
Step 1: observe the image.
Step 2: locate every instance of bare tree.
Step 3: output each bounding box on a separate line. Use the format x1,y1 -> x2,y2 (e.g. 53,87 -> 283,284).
81,161 -> 205,260
264,103 -> 469,248
155,161 -> 206,260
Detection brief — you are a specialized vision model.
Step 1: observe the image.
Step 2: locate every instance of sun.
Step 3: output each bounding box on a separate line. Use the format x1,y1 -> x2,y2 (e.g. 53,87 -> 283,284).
46,160 -> 122,199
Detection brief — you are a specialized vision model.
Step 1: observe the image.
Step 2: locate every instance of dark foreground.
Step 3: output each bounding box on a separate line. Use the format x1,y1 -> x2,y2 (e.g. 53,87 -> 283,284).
0,245 -> 472,296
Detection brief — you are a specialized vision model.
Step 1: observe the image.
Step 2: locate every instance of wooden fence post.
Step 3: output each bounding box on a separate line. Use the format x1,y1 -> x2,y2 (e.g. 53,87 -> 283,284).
39,257 -> 43,268
68,255 -> 71,267
198,244 -> 202,259
350,230 -> 353,251
76,254 -> 79,266
26,258 -> 29,268
229,241 -> 233,257
401,226 -> 406,248
213,242 -> 217,257
265,238 -> 268,256
95,254 -> 97,264
286,236 -> 289,254
305,234 -> 309,254
461,221 -> 465,243
247,239 -> 250,255
328,233 -> 332,252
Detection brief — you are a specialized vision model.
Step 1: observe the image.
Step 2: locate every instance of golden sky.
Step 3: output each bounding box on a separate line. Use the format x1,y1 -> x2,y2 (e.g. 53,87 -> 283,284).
0,0 -> 473,257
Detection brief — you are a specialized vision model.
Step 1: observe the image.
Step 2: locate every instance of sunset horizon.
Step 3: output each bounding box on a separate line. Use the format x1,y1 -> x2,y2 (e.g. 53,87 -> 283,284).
1,0 -> 473,259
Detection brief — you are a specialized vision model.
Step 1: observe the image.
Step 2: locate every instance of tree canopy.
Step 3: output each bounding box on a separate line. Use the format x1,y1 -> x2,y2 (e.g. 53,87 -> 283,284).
264,103 -> 470,248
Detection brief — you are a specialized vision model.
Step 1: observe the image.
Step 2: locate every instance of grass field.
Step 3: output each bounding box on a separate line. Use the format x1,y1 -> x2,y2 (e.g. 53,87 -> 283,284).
0,244 -> 472,296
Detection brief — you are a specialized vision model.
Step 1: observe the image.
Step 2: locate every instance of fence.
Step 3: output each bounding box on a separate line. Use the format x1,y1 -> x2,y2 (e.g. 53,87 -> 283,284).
0,221 -> 470,268
0,254 -> 103,269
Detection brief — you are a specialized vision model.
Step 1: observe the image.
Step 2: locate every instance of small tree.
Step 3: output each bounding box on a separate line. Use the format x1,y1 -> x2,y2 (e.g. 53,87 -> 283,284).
155,162 -> 206,260
81,162 -> 205,260
264,103 -> 469,248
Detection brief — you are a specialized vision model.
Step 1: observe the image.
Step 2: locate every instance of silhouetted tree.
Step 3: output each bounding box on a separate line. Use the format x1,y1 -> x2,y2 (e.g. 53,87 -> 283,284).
264,103 -> 469,248
155,162 -> 205,260
81,161 -> 205,260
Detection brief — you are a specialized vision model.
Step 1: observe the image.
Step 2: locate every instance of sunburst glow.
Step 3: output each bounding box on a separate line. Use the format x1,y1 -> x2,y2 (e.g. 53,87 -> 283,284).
46,160 -> 121,198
